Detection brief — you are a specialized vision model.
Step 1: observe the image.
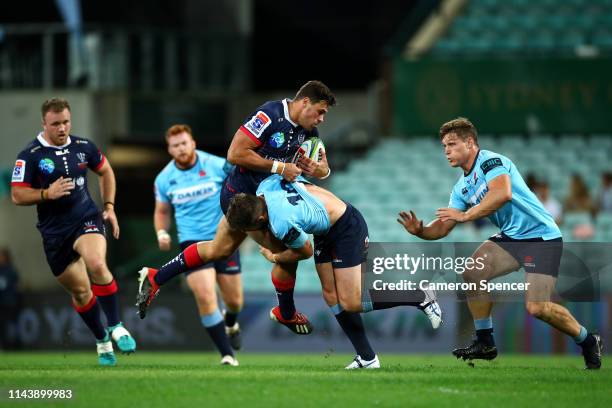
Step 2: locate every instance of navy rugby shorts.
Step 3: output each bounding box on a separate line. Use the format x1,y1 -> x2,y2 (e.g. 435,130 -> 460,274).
314,203 -> 369,269
42,213 -> 106,276
180,241 -> 241,275
488,232 -> 563,277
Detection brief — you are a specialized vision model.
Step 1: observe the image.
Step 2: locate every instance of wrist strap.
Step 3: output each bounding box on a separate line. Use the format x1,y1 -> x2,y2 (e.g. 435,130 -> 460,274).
320,167 -> 331,179
104,201 -> 114,207
271,160 -> 280,174
157,229 -> 170,239
280,162 -> 286,175
40,189 -> 46,201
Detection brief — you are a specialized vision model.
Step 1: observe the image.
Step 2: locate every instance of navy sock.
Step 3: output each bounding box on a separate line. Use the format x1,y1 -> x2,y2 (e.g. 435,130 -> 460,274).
155,244 -> 203,286
224,310 -> 239,327
368,289 -> 425,311
578,333 -> 596,349
202,310 -> 233,357
272,274 -> 296,320
331,305 -> 375,361
92,280 -> 120,327
474,317 -> 495,346
74,297 -> 107,340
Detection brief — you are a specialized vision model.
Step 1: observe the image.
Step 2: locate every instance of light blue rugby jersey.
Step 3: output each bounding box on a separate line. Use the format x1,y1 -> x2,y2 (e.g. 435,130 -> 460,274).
155,150 -> 232,242
256,175 -> 330,249
448,149 -> 561,240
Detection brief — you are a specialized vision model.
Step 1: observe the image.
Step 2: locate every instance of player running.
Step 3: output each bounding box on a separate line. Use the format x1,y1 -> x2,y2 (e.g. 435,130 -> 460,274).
137,81 -> 335,335
10,98 -> 136,366
154,124 -> 243,366
226,175 -> 442,369
398,117 -> 602,369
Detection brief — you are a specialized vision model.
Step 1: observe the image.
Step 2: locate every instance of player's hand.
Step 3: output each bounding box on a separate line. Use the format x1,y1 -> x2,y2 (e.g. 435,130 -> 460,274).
281,163 -> 302,182
103,206 -> 120,239
297,151 -> 330,178
46,176 -> 75,199
259,246 -> 276,263
157,230 -> 171,251
436,207 -> 467,223
397,210 -> 424,236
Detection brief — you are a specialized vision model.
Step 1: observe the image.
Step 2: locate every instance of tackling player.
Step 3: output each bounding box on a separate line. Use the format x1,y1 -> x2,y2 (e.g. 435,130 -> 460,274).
137,81 -> 335,335
154,124 -> 243,366
10,98 -> 136,366
226,175 -> 442,369
398,117 -> 602,369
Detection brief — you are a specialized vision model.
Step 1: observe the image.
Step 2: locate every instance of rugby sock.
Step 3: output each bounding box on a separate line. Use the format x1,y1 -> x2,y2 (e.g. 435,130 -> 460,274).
224,308 -> 240,328
361,289 -> 425,312
73,296 -> 107,340
575,326 -> 596,348
92,279 -> 120,327
474,317 -> 495,346
271,273 -> 296,320
155,243 -> 204,285
201,310 -> 233,357
331,304 -> 376,361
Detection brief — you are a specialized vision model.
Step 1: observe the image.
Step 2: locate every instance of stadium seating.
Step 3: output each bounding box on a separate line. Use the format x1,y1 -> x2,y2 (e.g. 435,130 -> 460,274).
432,0 -> 612,56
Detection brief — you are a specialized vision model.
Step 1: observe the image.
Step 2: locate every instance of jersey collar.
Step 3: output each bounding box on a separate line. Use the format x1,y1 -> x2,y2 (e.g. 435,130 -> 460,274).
174,153 -> 200,171
463,149 -> 481,177
282,98 -> 298,127
37,132 -> 72,149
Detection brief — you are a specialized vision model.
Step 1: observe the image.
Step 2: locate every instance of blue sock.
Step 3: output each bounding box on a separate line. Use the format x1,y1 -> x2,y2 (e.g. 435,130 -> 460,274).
331,304 -> 376,361
474,317 -> 495,346
574,326 -> 587,344
201,310 -> 233,357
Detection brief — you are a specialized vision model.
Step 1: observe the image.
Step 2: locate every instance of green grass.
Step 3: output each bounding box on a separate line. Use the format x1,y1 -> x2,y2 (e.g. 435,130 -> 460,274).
0,353 -> 610,407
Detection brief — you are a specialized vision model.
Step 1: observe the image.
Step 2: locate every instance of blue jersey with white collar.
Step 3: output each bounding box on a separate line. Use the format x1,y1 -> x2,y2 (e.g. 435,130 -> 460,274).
155,150 -> 232,242
448,149 -> 561,240
256,175 -> 330,249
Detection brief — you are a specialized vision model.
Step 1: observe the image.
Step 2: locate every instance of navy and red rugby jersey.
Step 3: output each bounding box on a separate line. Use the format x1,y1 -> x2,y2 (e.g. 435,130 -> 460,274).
225,98 -> 320,190
11,133 -> 105,236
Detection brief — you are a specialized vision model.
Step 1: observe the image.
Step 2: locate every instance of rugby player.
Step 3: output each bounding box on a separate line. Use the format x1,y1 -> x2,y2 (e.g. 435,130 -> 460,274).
154,124 -> 243,366
226,175 -> 442,369
10,98 -> 136,366
137,81 -> 335,334
398,117 -> 602,369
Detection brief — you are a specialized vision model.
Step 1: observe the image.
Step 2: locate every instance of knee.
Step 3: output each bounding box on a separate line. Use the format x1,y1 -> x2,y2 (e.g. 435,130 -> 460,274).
321,287 -> 338,307
463,266 -> 485,284
191,287 -> 216,309
224,295 -> 243,311
71,285 -> 92,304
526,301 -> 550,319
338,295 -> 361,313
86,257 -> 109,278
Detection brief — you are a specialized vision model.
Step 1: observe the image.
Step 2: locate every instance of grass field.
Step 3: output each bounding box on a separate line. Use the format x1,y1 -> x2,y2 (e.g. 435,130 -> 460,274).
0,352 -> 610,407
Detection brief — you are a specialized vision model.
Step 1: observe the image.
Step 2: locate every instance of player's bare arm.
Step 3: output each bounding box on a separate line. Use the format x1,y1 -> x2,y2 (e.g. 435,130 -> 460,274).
154,201 -> 173,251
259,241 -> 313,264
436,174 -> 512,223
11,176 -> 75,205
398,210 -> 456,240
227,129 -> 302,181
95,159 -> 120,239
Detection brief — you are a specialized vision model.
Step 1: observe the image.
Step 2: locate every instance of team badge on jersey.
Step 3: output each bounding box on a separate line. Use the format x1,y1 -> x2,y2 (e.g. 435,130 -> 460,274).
244,111 -> 271,138
38,158 -> 55,174
12,160 -> 26,182
270,132 -> 285,148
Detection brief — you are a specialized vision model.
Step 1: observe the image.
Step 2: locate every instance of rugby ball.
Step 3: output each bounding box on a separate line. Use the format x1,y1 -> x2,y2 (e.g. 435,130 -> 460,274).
292,137 -> 326,163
